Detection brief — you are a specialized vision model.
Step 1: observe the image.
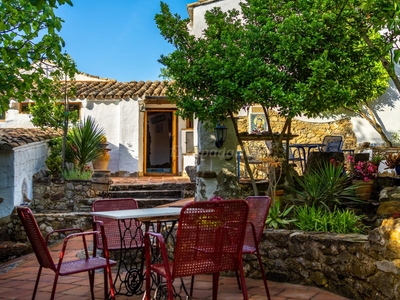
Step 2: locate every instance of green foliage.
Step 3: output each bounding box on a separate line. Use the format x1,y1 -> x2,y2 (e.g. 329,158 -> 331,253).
29,0 -> 73,9
0,0 -> 77,113
265,201 -> 296,229
62,167 -> 92,180
371,154 -> 384,165
29,100 -> 79,129
67,116 -> 105,171
292,160 -> 357,211
389,130 -> 400,146
45,136 -> 77,177
294,205 -> 366,234
45,137 -> 63,177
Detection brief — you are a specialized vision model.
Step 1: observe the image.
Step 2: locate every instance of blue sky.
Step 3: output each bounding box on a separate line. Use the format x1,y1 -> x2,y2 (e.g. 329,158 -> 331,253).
57,1 -> 194,82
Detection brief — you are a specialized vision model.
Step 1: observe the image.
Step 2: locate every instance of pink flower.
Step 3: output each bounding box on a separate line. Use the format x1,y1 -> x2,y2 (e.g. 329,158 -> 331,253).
351,160 -> 378,182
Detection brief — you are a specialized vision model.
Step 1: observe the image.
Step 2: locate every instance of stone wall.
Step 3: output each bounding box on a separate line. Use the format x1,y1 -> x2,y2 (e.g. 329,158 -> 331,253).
248,218 -> 400,300
32,179 -> 96,212
237,109 -> 358,150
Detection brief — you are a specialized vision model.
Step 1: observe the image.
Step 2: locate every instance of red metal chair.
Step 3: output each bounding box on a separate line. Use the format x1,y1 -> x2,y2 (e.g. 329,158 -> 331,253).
92,198 -> 143,250
240,196 -> 272,300
144,200 -> 250,300
17,206 -> 116,300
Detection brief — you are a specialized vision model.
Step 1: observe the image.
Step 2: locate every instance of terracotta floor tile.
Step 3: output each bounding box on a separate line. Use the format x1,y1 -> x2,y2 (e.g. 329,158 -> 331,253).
0,189 -> 351,300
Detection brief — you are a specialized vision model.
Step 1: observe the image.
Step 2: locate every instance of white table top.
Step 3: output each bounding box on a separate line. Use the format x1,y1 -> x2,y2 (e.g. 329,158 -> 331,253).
90,207 -> 182,222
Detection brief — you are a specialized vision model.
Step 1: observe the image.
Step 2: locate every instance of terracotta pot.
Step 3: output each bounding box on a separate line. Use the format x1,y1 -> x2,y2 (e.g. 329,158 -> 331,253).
93,150 -> 110,170
353,180 -> 374,200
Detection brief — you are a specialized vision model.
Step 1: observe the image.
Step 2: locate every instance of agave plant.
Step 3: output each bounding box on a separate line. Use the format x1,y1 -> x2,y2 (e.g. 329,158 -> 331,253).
67,116 -> 106,171
291,159 -> 357,211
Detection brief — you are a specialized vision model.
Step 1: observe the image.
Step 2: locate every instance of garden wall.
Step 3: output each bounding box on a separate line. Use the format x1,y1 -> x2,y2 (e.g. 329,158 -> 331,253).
249,219 -> 400,300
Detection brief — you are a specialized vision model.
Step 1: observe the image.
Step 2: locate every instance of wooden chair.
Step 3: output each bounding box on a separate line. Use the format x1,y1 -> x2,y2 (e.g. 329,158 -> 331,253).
144,200 -> 250,300
17,206 -> 116,300
240,196 -> 272,300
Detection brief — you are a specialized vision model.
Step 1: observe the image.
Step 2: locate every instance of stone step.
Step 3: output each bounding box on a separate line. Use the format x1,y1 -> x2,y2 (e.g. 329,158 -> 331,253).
109,182 -> 194,191
0,241 -> 31,263
105,189 -> 183,199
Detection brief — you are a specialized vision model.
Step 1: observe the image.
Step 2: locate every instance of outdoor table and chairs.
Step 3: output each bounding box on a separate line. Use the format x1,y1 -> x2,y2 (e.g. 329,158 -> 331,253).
90,206 -> 182,297
289,143 -> 324,172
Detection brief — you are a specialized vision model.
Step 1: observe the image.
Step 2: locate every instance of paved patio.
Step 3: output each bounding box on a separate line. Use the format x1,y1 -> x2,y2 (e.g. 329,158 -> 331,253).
0,236 -> 349,300
0,176 -> 349,299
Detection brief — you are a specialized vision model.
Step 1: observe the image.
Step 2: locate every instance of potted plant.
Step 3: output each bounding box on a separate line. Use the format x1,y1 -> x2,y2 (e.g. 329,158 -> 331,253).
348,156 -> 378,200
93,135 -> 111,170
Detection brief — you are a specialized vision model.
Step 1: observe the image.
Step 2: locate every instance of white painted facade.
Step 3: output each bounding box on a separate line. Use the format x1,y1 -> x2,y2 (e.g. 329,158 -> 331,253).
0,71 -> 195,176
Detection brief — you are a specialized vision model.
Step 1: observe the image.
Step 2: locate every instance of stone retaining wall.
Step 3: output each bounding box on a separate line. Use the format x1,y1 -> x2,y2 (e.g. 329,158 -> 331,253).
31,179 -> 96,212
250,218 -> 400,300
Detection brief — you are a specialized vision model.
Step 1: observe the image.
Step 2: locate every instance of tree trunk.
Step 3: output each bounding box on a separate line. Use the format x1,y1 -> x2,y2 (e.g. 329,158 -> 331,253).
228,110 -> 259,196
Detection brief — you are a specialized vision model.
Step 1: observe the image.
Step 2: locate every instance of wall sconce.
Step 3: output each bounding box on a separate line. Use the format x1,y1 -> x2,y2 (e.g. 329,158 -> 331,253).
140,104 -> 146,112
214,123 -> 227,148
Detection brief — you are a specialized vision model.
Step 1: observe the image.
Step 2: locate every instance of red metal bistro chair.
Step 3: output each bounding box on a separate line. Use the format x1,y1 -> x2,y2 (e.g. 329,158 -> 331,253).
17,206 -> 116,300
240,196 -> 272,300
92,198 -> 143,250
144,200 -> 250,300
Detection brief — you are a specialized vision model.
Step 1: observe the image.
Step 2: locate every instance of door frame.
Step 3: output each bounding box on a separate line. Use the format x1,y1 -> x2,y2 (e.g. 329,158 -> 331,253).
143,109 -> 178,175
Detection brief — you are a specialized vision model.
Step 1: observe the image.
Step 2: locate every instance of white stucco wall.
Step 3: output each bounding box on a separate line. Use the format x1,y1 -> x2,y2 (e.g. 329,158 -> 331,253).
0,142 -> 48,219
0,100 -> 35,128
13,143 -> 48,207
119,99 -> 140,175
190,0 -> 242,38
83,100 -> 121,173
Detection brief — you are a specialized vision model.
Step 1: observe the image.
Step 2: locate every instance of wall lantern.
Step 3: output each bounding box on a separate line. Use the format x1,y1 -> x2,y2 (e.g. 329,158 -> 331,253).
214,123 -> 227,148
140,104 -> 146,112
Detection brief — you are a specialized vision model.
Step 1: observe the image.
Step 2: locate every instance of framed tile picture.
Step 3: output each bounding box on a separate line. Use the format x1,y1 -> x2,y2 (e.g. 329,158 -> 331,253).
249,113 -> 267,134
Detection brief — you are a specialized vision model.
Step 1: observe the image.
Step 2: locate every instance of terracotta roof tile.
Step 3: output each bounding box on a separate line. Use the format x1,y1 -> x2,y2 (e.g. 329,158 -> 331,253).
66,80 -> 170,100
0,128 -> 62,151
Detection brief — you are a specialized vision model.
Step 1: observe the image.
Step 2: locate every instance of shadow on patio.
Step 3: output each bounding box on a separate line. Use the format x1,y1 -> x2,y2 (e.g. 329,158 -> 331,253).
0,234 -> 349,300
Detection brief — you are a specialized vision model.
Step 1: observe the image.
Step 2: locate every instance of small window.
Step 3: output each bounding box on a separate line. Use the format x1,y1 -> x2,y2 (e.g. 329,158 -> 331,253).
20,102 -> 34,114
19,102 -> 81,119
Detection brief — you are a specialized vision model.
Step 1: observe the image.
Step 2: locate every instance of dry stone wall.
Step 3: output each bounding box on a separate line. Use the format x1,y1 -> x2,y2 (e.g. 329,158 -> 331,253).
246,218 -> 400,300
237,108 -> 357,150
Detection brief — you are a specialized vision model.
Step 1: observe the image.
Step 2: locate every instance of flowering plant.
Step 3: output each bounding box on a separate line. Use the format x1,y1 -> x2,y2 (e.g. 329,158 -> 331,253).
348,156 -> 378,182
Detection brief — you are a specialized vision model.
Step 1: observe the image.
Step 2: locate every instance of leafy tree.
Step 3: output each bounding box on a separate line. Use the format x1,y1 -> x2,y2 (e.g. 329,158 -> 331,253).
0,0 -> 77,114
155,0 -> 388,194
331,0 -> 400,145
29,0 -> 73,9
28,99 -> 79,129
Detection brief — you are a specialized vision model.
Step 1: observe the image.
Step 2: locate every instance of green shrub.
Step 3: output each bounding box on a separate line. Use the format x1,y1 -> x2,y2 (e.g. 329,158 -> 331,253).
294,205 -> 366,234
265,201 -> 297,229
62,167 -> 92,180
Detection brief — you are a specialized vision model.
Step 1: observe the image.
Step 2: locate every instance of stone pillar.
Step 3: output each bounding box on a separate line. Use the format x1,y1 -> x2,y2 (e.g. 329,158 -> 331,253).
196,119 -> 241,200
